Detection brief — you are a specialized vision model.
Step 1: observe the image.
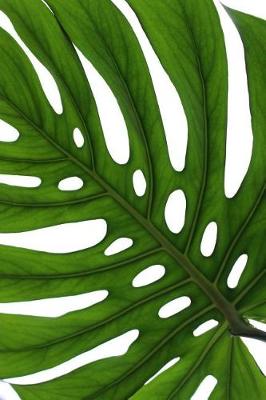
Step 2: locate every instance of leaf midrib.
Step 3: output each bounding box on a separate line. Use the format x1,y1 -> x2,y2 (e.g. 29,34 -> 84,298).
2,3 -> 236,326
0,95 -> 255,338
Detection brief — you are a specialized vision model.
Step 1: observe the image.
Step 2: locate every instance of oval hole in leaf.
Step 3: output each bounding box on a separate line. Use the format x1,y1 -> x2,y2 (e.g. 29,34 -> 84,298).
191,375 -> 218,400
5,330 -> 139,385
200,222 -> 218,257
165,189 -> 186,234
193,319 -> 219,337
0,120 -> 19,142
133,169 -> 146,197
73,127 -> 85,148
0,11 -> 63,114
159,296 -> 191,319
132,265 -> 165,288
213,2 -> 253,199
0,219 -> 107,253
104,237 -> 133,256
0,290 -> 108,318
0,174 -> 41,188
145,357 -> 180,385
227,254 -> 248,289
58,176 -> 83,191
112,0 -> 188,171
75,47 -> 129,165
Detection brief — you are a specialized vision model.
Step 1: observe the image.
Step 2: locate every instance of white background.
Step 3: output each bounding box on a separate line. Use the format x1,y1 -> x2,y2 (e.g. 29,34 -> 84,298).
0,0 -> 265,398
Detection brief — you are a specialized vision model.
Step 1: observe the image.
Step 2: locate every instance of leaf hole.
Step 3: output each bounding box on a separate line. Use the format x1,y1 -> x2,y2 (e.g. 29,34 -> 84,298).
0,382 -> 20,400
0,11 -> 63,114
159,296 -> 191,319
104,237 -> 133,256
164,189 -> 186,234
111,0 -> 188,171
133,169 -> 146,197
40,0 -> 54,13
191,375 -> 218,400
0,174 -> 41,188
227,254 -> 248,289
200,222 -> 218,257
132,265 -> 165,288
73,127 -> 85,148
213,2 -> 253,199
0,219 -> 107,253
145,357 -> 180,385
193,319 -> 219,337
75,47 -> 130,165
58,176 -> 83,191
0,290 -> 108,318
0,119 -> 20,142
5,330 -> 139,385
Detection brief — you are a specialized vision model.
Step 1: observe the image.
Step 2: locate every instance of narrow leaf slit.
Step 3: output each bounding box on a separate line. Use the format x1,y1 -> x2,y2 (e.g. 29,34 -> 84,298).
0,174 -> 41,188
0,11 -> 63,114
213,2 -> 253,199
75,47 -> 130,165
0,290 -> 108,318
111,0 -> 188,171
145,357 -> 180,385
0,219 -> 107,253
191,375 -> 218,400
5,330 -> 139,385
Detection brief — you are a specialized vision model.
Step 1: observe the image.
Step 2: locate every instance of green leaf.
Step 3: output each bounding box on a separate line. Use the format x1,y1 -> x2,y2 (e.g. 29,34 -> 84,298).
0,0 -> 264,398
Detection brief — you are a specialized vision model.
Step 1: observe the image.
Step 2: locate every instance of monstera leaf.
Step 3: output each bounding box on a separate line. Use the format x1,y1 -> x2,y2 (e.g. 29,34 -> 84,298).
0,0 -> 265,398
